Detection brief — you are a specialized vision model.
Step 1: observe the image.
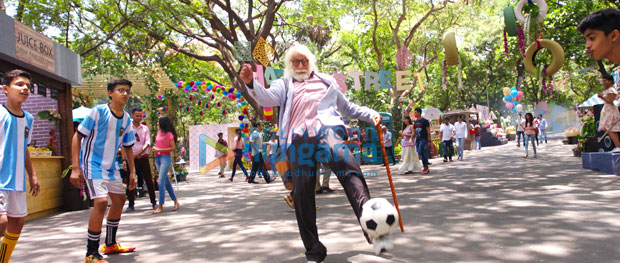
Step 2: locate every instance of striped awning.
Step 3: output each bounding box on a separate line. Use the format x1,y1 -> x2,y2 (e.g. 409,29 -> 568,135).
578,94 -> 604,108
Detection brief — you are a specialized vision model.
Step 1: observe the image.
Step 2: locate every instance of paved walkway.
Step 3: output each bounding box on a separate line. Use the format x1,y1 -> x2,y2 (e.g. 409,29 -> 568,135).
13,133 -> 620,262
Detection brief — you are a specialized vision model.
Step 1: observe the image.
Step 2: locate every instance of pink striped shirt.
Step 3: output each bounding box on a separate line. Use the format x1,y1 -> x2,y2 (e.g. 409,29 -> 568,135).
288,74 -> 328,138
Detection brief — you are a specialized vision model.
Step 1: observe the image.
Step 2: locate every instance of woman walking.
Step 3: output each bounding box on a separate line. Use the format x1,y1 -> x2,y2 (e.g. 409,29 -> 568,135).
523,113 -> 537,158
228,128 -> 249,181
152,116 -> 180,214
398,116 -> 422,174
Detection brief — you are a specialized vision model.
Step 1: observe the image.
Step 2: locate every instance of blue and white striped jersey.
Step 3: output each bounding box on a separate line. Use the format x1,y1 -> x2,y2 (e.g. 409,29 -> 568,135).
0,105 -> 34,191
77,104 -> 135,180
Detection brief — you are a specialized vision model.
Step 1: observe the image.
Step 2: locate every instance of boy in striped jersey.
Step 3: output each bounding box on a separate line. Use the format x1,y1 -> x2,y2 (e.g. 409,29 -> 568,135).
70,79 -> 137,263
0,69 -> 40,263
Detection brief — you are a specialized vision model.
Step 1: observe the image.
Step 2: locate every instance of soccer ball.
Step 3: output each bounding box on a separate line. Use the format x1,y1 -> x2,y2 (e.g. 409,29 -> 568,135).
360,198 -> 398,238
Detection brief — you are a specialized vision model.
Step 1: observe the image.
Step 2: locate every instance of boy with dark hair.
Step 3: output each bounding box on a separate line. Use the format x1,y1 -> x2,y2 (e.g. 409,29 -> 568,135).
70,78 -> 137,263
0,69 -> 40,262
578,8 -> 620,65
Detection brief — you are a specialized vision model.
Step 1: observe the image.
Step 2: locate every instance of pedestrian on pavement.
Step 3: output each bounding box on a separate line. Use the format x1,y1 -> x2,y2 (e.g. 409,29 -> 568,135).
413,108 -> 432,174
534,116 -> 540,146
454,116 -> 467,161
579,9 -> 620,152
382,125 -> 396,166
125,108 -> 157,211
152,116 -> 181,214
248,122 -> 272,184
216,132 -> 228,178
538,114 -> 548,144
315,163 -> 334,194
70,78 -> 137,263
439,117 -> 455,162
398,116 -> 422,174
515,113 -> 525,147
266,132 -> 278,174
474,120 -> 482,150
229,128 -> 249,181
241,43 -> 389,261
0,69 -> 40,262
523,113 -> 537,158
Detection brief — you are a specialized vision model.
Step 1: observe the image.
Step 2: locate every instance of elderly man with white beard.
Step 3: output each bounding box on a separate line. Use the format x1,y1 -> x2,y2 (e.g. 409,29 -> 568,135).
240,44 -> 391,262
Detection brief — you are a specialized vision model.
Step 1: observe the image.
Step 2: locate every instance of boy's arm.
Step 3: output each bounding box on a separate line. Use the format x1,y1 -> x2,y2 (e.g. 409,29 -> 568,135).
70,132 -> 85,188
25,149 -> 40,196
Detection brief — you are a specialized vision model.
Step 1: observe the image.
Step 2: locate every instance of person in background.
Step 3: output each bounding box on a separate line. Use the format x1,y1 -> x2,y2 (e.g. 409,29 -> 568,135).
125,108 -> 156,211
439,117 -> 455,162
382,125 -> 396,166
398,116 -> 422,174
538,114 -> 548,144
533,116 -> 540,146
413,108 -> 431,174
523,113 -> 537,158
597,74 -> 620,152
454,116 -> 467,161
248,122 -> 272,184
515,113 -> 525,147
228,128 -> 249,181
152,116 -> 181,214
474,120 -> 482,150
216,132 -> 228,178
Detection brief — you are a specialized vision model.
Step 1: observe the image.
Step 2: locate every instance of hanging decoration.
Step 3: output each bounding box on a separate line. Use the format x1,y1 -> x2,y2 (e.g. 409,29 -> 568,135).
503,29 -> 510,58
172,80 -> 249,121
396,46 -> 414,70
442,60 -> 447,90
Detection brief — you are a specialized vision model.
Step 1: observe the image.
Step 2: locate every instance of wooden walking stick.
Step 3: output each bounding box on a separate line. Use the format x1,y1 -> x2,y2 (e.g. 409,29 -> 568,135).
376,124 -> 404,232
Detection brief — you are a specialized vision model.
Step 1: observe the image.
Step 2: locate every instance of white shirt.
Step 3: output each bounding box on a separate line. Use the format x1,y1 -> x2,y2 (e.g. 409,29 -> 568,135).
454,121 -> 468,139
515,117 -> 524,132
440,123 -> 455,141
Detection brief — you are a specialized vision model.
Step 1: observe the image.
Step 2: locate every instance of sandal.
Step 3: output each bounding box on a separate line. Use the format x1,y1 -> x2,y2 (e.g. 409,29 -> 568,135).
152,206 -> 163,214
172,202 -> 180,211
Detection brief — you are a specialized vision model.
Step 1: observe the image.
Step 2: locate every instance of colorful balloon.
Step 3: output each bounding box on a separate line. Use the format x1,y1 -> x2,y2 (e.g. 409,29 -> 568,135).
505,102 -> 514,109
503,87 -> 511,96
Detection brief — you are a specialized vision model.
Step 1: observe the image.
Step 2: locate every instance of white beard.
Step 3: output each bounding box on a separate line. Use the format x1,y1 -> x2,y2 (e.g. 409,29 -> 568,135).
293,70 -> 311,81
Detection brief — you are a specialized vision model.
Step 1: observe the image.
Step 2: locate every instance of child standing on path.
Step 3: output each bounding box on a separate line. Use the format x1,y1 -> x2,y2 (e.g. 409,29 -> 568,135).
0,69 -> 40,262
70,79 -> 137,263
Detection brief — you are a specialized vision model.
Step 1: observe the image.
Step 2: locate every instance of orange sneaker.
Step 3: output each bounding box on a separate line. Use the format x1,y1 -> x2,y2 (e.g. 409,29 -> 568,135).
101,243 -> 136,255
85,253 -> 108,263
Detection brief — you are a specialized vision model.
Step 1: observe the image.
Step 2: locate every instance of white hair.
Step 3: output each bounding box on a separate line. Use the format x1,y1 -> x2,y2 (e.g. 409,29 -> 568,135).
283,44 -> 318,79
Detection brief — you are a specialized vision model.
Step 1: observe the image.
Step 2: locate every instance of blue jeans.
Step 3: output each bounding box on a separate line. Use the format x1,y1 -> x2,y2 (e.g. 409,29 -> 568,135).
416,138 -> 429,168
442,140 -> 454,159
516,131 -> 525,145
456,138 -> 465,159
475,137 -> 481,149
539,128 -> 548,143
524,134 -> 537,155
154,154 -> 177,205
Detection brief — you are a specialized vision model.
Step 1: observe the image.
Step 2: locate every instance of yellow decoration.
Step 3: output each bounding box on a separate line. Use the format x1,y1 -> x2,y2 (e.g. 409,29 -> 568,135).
253,37 -> 274,67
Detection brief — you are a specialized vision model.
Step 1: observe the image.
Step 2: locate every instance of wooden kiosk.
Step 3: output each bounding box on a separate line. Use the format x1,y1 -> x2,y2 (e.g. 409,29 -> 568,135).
0,13 -> 82,219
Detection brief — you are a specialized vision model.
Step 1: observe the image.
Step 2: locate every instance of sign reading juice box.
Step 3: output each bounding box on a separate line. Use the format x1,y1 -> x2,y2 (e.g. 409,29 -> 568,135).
14,20 -> 55,73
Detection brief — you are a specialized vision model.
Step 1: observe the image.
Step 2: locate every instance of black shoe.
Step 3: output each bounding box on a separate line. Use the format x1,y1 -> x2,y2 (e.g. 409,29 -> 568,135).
152,203 -> 157,210
315,188 -> 324,194
248,180 -> 259,184
322,187 -> 334,193
139,191 -> 146,198
443,159 -> 447,162
125,206 -> 135,213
